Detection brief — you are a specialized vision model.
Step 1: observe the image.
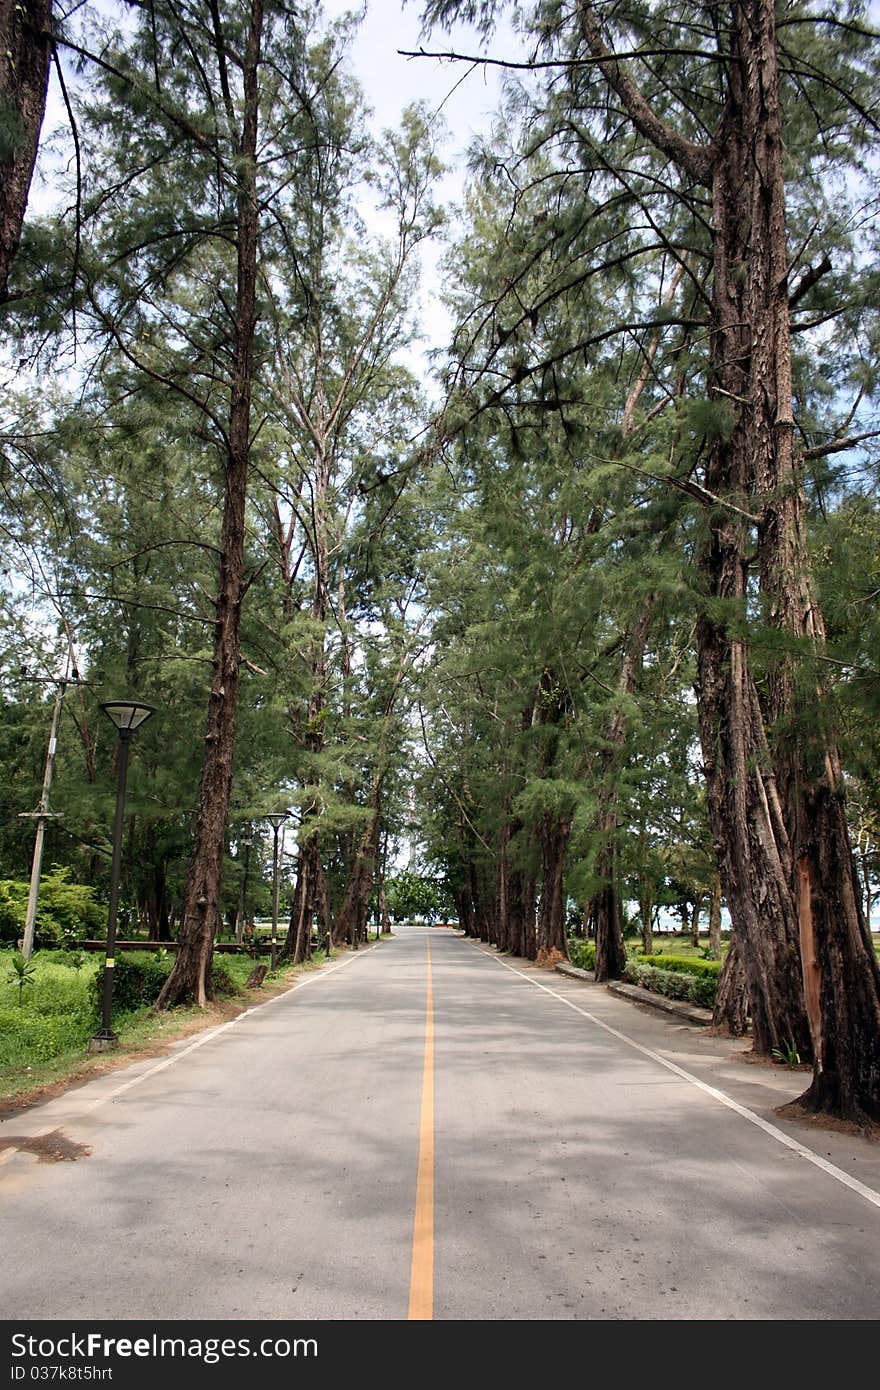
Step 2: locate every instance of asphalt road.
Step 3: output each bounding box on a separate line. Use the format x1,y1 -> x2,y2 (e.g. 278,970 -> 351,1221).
1,927 -> 879,1321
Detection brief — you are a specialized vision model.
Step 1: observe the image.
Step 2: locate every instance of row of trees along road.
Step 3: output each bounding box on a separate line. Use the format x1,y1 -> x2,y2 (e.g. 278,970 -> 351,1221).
0,0 -> 879,1121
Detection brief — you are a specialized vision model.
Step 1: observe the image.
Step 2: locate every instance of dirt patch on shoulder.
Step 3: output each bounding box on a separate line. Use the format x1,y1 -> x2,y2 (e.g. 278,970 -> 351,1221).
0,1129 -> 91,1163
776,1100 -> 880,1140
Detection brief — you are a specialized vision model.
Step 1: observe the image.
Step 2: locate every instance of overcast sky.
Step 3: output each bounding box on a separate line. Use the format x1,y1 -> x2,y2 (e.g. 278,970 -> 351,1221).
321,1 -> 522,361
325,0 -> 512,148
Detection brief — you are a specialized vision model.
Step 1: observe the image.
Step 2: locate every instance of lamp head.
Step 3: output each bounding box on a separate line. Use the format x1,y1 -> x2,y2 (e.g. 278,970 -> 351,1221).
101,700 -> 156,734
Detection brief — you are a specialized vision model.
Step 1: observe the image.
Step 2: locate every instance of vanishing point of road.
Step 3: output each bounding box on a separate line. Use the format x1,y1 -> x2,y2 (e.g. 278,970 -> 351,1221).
2,927 -> 879,1320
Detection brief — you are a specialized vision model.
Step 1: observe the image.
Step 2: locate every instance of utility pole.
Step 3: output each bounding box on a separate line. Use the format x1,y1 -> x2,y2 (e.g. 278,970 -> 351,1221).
19,680 -> 66,959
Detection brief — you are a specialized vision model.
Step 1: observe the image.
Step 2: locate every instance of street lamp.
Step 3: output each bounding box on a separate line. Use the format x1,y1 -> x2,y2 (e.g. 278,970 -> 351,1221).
90,700 -> 155,1052
266,811 -> 289,971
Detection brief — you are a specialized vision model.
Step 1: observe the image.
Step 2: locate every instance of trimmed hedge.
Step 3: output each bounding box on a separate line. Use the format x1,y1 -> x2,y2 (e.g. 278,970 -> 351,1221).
567,939 -> 596,971
625,960 -> 717,1009
637,953 -> 722,979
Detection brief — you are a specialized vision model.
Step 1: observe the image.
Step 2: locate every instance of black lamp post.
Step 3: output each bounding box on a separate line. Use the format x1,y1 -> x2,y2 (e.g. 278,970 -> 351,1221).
90,700 -> 155,1051
266,812 -> 289,971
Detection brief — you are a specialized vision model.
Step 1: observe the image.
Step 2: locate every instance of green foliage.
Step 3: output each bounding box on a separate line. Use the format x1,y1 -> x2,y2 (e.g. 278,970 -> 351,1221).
385,871 -> 451,921
0,881 -> 29,944
89,953 -> 172,1013
90,952 -> 240,1012
6,953 -> 36,1006
637,953 -> 721,979
771,1039 -> 803,1067
0,868 -> 105,946
0,951 -> 98,1069
567,939 -> 596,971
624,960 -> 717,1009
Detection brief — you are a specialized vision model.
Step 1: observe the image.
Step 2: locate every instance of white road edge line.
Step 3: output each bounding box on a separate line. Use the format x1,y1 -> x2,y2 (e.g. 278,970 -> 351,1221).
0,945 -> 380,1161
473,944 -> 880,1214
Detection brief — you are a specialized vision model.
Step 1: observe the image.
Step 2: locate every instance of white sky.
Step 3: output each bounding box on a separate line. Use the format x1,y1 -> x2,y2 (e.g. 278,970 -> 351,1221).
325,1 -> 511,147
322,1 -> 521,361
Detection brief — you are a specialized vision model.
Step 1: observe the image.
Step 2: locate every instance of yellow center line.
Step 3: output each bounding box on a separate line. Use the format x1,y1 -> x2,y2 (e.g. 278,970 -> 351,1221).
408,937 -> 434,1320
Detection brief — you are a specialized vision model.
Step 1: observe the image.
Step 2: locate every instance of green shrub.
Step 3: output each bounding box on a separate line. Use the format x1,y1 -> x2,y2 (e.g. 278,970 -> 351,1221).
567,939 -> 596,971
89,953 -> 240,1013
0,882 -> 29,944
210,960 -> 239,996
624,960 -> 718,1009
0,868 -> 105,946
688,973 -> 718,1008
89,953 -> 172,1014
638,953 -> 722,979
25,962 -> 97,1016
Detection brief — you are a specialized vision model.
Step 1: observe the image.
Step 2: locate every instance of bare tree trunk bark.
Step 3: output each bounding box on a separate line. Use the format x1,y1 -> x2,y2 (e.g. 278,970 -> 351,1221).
742,0 -> 880,1120
712,936 -> 749,1036
579,0 -> 880,1118
691,2 -> 810,1060
593,599 -> 655,982
335,801 -> 381,948
378,879 -> 391,934
157,0 -> 264,1010
690,895 -> 703,949
639,889 -> 654,956
0,0 -> 51,301
454,885 -> 476,938
708,873 -> 722,960
494,822 -> 510,952
536,813 -> 570,961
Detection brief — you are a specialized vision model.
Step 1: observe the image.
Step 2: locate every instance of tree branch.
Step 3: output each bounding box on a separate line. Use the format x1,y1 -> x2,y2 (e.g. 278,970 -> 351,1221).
802,429 -> 880,461
575,3 -> 715,185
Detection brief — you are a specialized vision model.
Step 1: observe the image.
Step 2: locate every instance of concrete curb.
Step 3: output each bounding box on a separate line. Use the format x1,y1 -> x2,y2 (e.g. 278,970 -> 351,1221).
554,962 -> 713,1027
556,962 -> 595,983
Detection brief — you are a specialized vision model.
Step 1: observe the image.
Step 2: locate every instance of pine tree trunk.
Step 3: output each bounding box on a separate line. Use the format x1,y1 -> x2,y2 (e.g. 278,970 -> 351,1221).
0,0 -> 51,301
146,857 -> 169,942
733,0 -> 880,1119
639,889 -> 654,956
689,0 -> 809,1058
378,879 -> 391,934
157,0 -> 263,1009
335,804 -> 381,948
494,823 -> 510,952
592,854 -> 626,982
712,936 -> 749,1036
521,876 -> 537,960
504,820 -> 533,958
708,874 -> 722,960
580,0 -> 880,1118
470,861 -> 490,943
506,866 -> 524,958
690,895 -> 703,949
536,813 -> 570,961
288,831 -> 327,961
454,886 -> 476,937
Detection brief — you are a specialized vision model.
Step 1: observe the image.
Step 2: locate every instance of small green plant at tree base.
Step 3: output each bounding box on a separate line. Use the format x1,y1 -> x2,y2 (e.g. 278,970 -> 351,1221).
771,1039 -> 802,1066
7,953 -> 37,1006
